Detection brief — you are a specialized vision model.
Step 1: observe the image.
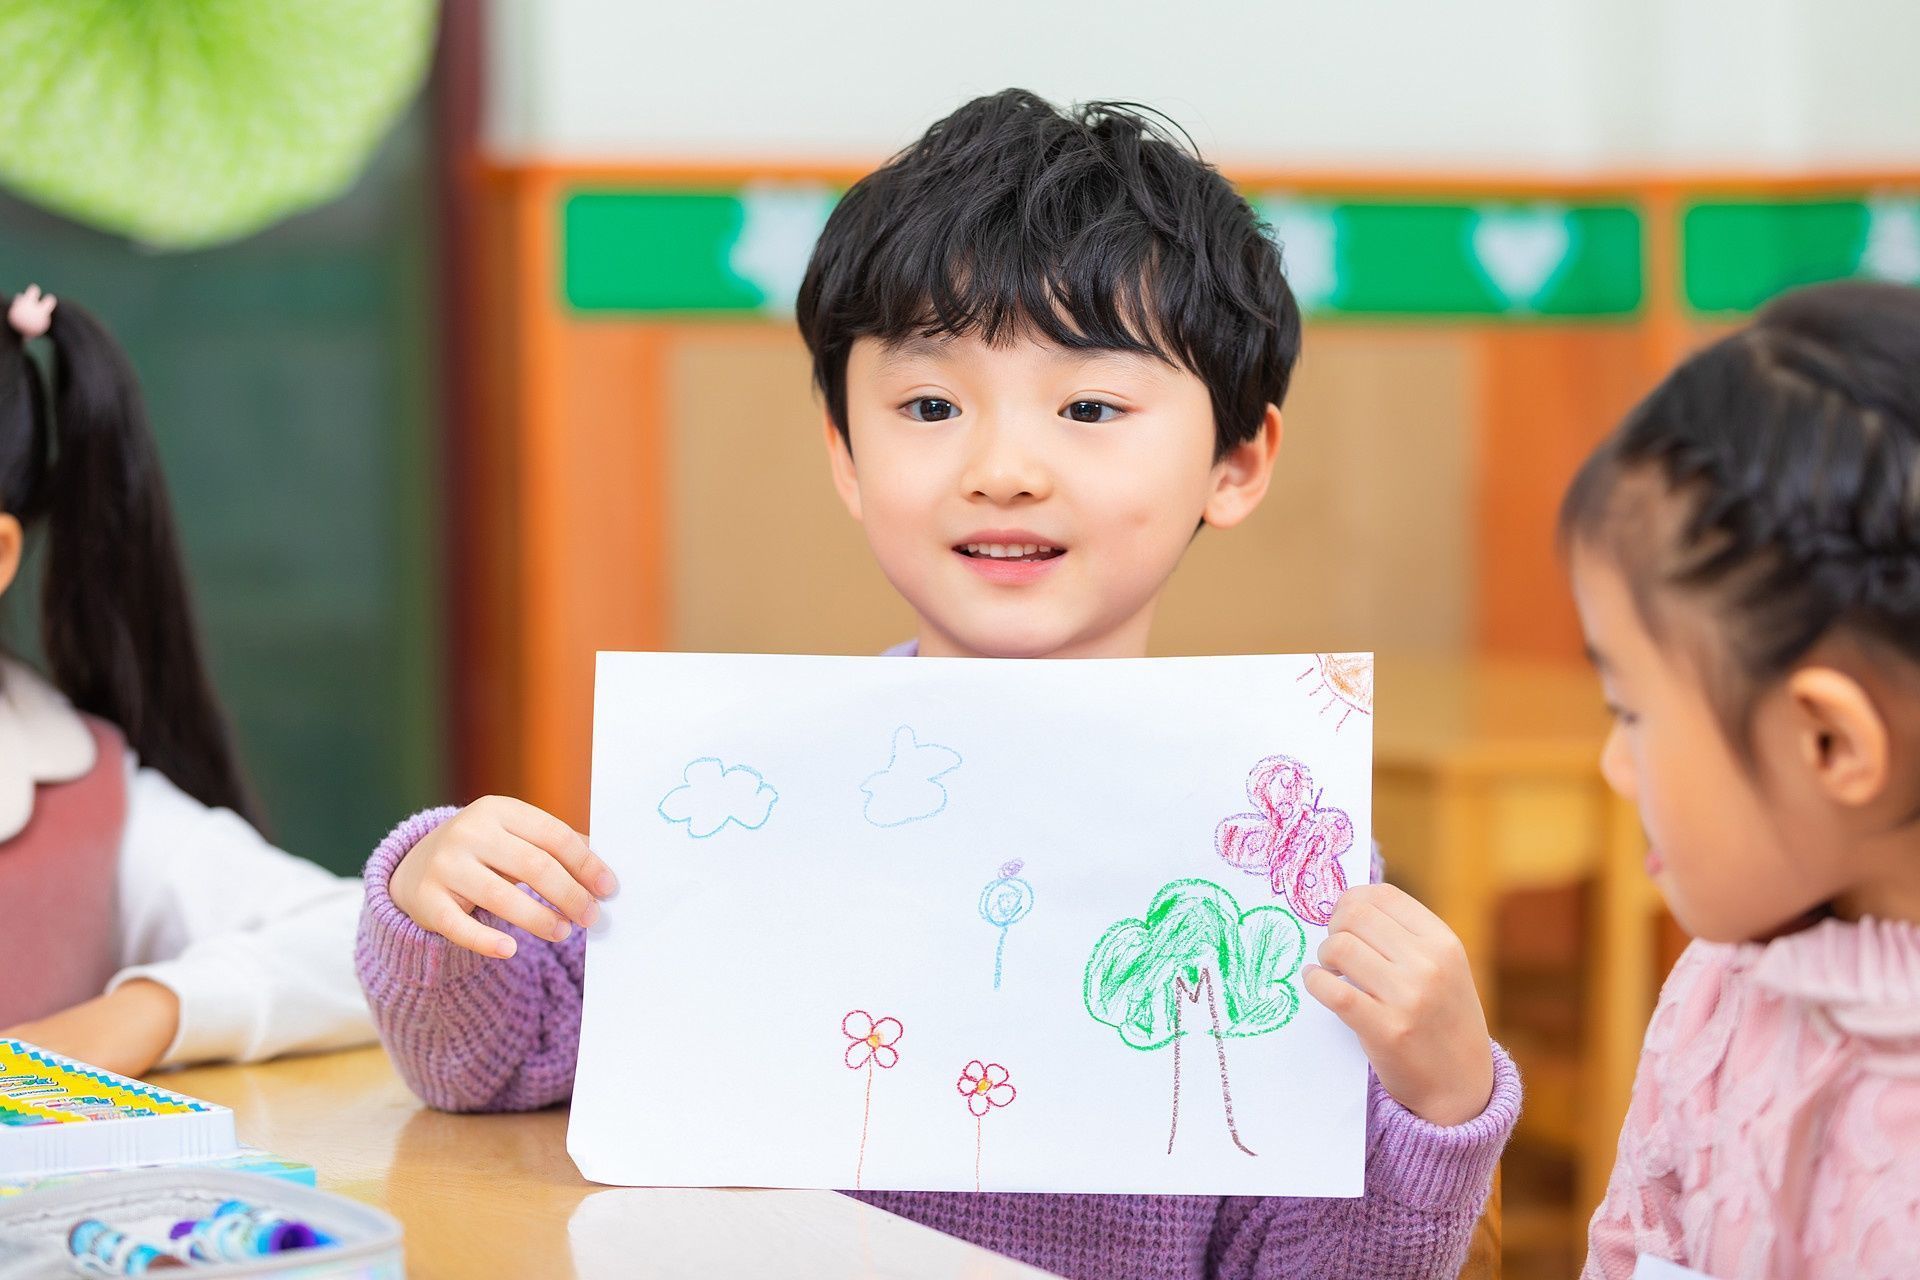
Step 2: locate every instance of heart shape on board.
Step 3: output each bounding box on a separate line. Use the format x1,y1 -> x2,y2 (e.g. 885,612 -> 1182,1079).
729,182 -> 837,313
1471,207 -> 1573,308
1862,198 -> 1920,285
1260,199 -> 1340,311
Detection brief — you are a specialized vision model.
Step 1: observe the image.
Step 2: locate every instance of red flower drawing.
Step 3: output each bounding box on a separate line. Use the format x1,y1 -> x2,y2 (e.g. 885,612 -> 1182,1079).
842,1009 -> 903,1190
842,1010 -> 904,1071
956,1060 -> 1016,1116
956,1059 -> 1016,1192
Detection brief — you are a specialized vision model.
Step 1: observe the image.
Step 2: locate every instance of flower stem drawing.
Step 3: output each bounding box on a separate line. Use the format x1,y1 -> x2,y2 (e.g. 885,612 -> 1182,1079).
956,1059 -> 1016,1191
1083,878 -> 1304,1158
977,860 -> 1035,990
841,1010 -> 903,1189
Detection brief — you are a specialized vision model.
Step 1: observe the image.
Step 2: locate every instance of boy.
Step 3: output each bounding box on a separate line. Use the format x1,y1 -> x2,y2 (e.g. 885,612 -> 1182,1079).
360,89 -> 1518,1279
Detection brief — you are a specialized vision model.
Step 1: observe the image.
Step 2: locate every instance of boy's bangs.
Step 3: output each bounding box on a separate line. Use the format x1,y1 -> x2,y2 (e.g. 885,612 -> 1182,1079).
863,238 -> 1187,370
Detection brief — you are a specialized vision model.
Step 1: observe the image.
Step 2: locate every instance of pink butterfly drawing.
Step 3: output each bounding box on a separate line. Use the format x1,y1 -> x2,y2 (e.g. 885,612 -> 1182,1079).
1213,756 -> 1354,926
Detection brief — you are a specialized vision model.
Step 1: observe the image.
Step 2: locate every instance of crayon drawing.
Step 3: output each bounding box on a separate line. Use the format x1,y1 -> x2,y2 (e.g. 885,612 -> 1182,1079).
1214,755 -> 1355,925
575,650 -> 1372,1197
861,726 -> 963,827
1084,879 -> 1304,1157
841,1010 -> 904,1189
956,1059 -> 1016,1191
657,758 -> 779,838
977,860 -> 1036,990
1297,653 -> 1373,731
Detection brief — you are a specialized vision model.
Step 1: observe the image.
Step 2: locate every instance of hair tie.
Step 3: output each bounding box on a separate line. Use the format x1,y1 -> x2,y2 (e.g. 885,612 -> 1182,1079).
7,285 -> 55,340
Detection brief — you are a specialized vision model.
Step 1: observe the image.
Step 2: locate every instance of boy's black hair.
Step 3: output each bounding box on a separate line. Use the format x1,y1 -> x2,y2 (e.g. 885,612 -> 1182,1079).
796,89 -> 1301,460
1560,279 -> 1920,744
0,294 -> 261,826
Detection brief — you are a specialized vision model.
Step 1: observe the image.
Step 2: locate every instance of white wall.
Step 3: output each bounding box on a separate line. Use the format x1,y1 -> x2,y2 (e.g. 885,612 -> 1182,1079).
483,0 -> 1920,170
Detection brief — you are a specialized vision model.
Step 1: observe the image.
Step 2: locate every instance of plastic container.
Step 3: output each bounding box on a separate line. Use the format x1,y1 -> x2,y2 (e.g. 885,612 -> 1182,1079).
0,1169 -> 402,1278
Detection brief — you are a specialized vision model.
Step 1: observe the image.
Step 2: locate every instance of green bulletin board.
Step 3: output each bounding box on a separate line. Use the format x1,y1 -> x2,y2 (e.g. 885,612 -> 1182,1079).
0,113 -> 443,875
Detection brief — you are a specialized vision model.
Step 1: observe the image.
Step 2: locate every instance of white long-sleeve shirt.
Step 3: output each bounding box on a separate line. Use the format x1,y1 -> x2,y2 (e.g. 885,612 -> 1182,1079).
4,656 -> 375,1067
108,757 -> 375,1066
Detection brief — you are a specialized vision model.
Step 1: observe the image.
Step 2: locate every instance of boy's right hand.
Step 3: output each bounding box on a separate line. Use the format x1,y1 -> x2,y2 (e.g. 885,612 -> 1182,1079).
387,796 -> 618,958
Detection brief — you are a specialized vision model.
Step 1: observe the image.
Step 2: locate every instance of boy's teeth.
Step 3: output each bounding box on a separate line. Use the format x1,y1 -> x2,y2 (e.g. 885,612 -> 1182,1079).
963,542 -> 1058,559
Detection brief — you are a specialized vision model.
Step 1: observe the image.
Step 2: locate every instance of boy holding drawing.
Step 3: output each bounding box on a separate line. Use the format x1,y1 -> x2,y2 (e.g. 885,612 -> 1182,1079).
357,90 -> 1518,1278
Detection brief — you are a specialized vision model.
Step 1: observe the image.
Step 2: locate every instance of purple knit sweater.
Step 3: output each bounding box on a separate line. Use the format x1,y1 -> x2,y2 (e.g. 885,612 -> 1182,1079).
356,809 -> 1518,1279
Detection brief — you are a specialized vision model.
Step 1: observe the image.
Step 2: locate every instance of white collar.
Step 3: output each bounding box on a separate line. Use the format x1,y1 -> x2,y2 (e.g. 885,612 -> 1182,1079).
0,656 -> 97,843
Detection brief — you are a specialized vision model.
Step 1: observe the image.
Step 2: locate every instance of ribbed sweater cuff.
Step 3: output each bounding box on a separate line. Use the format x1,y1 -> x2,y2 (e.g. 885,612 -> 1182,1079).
356,806 -> 488,987
1367,1039 -> 1521,1212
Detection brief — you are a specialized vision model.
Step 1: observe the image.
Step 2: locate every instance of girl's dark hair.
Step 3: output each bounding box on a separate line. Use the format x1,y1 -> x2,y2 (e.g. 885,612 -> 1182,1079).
1560,279 -> 1920,739
796,88 -> 1301,460
0,294 -> 261,825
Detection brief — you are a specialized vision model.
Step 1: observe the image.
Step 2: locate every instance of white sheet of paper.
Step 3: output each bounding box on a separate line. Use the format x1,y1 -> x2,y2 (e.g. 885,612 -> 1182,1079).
571,652 -> 1374,1197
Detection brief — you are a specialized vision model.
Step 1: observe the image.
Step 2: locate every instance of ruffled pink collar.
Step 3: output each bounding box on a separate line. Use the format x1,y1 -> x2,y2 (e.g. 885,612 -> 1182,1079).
1748,914 -> 1920,1041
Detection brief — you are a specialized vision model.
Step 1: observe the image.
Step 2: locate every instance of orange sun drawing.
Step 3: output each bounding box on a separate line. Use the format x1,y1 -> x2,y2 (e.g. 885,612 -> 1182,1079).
1297,653 -> 1373,730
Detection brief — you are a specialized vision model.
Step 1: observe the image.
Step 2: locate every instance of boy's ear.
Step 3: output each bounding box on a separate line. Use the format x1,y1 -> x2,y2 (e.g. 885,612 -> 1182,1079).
1201,403 -> 1282,530
822,414 -> 863,523
0,513 -> 20,600
1783,665 -> 1891,809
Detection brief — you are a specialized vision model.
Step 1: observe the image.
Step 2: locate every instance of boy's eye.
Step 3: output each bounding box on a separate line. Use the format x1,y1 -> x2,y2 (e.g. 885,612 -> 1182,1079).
1063,400 -> 1120,424
905,397 -> 958,422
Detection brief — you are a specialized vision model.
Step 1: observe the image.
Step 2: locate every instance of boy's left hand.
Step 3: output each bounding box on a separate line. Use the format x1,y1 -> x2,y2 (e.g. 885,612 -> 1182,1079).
1304,882 -> 1494,1127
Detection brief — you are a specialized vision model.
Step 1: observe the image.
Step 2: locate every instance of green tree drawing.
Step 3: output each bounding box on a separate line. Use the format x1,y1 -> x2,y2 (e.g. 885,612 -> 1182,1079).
1084,878 -> 1305,1156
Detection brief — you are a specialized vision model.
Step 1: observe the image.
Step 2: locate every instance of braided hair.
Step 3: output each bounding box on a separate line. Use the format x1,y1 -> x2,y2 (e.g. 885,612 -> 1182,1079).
1560,280 -> 1920,741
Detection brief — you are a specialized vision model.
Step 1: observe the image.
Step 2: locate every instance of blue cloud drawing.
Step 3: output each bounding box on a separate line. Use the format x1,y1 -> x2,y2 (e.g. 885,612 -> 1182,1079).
861,726 -> 963,828
658,758 -> 779,838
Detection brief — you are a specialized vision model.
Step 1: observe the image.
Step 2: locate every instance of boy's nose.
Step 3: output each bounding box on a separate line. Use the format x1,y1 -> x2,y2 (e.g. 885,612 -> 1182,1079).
961,418 -> 1053,504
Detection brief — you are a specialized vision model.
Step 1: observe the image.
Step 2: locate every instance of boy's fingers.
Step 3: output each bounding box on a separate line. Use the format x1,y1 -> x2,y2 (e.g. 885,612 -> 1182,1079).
468,828 -> 595,925
1303,963 -> 1382,1034
1351,881 -> 1449,940
505,837 -> 600,928
1327,889 -> 1419,961
427,896 -> 519,959
1316,929 -> 1396,1000
460,868 -> 575,945
496,799 -> 617,897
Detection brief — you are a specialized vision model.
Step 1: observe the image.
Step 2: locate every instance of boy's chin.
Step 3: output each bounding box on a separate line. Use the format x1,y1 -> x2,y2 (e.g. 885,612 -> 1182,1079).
926,611 -> 1089,660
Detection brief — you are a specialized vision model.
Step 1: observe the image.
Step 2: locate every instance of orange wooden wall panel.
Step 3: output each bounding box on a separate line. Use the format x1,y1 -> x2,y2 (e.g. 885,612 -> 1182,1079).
1471,327 -> 1662,660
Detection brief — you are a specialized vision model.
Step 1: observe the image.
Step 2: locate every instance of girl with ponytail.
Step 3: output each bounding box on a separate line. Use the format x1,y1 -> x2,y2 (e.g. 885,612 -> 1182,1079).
1568,281 -> 1920,1277
0,285 -> 373,1075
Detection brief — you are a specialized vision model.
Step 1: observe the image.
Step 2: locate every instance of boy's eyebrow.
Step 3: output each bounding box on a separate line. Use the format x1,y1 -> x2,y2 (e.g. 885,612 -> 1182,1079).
1584,642 -> 1612,673
875,336 -> 1168,379
1057,347 -> 1171,380
875,335 -> 955,372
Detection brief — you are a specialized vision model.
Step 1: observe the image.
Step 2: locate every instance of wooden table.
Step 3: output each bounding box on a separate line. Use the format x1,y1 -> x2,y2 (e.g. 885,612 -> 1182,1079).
1374,656 -> 1658,1225
162,1048 -> 1499,1278
163,1048 -> 1053,1280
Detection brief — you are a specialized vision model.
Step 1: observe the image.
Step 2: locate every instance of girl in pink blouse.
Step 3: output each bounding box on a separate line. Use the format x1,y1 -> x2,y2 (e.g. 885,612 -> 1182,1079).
1565,280 -> 1920,1279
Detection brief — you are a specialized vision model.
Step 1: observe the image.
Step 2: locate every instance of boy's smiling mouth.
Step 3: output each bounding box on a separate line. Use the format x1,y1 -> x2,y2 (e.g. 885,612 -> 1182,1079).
952,530 -> 1068,582
954,528 -> 1067,566
956,541 -> 1066,562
